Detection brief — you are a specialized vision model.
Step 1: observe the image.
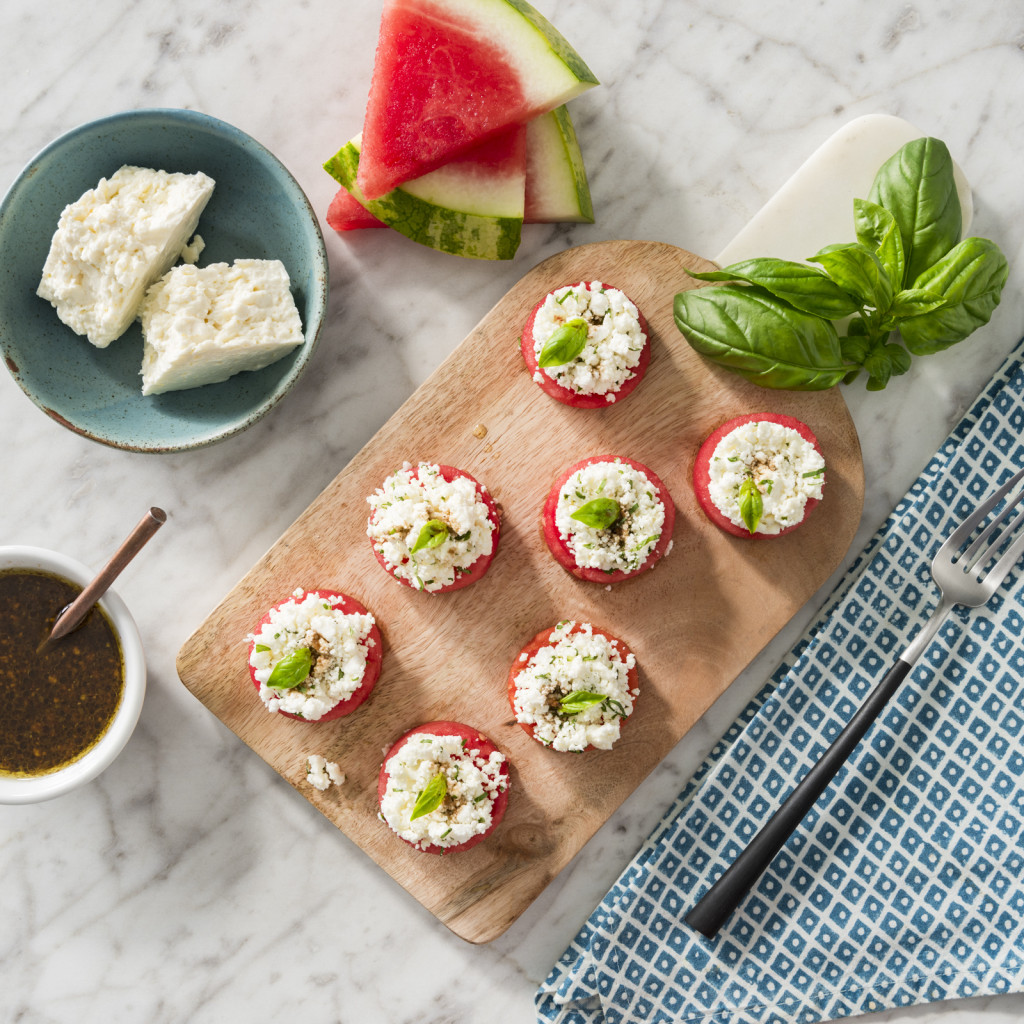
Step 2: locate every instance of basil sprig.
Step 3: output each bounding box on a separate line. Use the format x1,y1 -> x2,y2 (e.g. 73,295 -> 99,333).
409,519 -> 449,555
266,647 -> 313,690
570,497 -> 621,530
537,318 -> 589,368
410,773 -> 447,820
675,137 -> 1008,391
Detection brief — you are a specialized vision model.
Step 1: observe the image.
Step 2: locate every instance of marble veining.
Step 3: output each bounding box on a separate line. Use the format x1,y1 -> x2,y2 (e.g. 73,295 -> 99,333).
2,1 -> 1024,1021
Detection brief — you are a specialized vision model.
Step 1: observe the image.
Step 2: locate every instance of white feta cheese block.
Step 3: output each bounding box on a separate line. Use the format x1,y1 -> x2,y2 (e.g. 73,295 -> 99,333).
139,258 -> 304,395
37,165 -> 215,348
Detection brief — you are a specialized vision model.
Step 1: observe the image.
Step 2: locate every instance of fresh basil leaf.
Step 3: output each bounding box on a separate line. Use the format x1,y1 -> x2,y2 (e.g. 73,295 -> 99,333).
537,318 -> 589,368
559,690 -> 607,715
687,258 -> 860,319
898,237 -> 1009,354
809,242 -> 893,313
868,137 -> 961,285
738,477 -> 763,534
410,773 -> 447,820
570,497 -> 621,530
887,287 -> 947,321
854,198 -> 905,289
410,518 -> 449,555
266,647 -> 313,690
674,285 -> 847,390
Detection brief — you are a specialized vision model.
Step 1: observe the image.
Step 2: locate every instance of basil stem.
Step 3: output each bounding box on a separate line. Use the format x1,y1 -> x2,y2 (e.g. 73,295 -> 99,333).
570,497 -> 621,530
738,477 -> 763,534
410,519 -> 449,555
538,318 -> 589,368
266,647 -> 313,690
410,773 -> 447,820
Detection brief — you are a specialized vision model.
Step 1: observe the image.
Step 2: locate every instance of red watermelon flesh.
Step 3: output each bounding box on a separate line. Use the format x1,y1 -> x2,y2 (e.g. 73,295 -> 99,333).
357,0 -> 597,199
326,188 -> 386,230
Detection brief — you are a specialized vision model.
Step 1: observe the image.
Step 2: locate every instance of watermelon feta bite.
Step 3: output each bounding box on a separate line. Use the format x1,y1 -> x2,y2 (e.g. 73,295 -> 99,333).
357,0 -> 598,199
247,588 -> 383,722
378,720 -> 509,853
521,281 -> 649,407
543,455 -> 675,583
693,413 -> 826,537
366,462 -> 500,592
508,621 -> 638,752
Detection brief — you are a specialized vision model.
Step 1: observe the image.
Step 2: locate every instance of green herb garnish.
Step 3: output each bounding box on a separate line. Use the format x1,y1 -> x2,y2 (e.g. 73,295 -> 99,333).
537,318 -> 589,368
559,690 -> 608,715
738,478 -> 763,535
570,497 -> 621,531
410,773 -> 447,820
265,647 -> 313,690
409,519 -> 449,555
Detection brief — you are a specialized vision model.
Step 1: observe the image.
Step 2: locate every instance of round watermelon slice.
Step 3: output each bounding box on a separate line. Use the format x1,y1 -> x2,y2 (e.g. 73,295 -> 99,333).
378,720 -> 510,854
693,413 -> 826,538
542,455 -> 675,583
367,463 -> 501,592
357,0 -> 598,200
521,282 -> 650,408
507,622 -> 638,752
248,589 -> 383,723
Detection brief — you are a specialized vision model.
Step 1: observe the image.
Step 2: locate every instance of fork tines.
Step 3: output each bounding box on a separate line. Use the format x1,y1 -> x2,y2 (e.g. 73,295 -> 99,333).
943,467 -> 1024,582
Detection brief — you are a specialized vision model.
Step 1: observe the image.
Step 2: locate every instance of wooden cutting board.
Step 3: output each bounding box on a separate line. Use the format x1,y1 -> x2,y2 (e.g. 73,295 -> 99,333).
176,236 -> 863,943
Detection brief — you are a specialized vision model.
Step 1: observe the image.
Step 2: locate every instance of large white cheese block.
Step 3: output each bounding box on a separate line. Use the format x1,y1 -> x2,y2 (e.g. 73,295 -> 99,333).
139,258 -> 304,395
37,165 -> 215,348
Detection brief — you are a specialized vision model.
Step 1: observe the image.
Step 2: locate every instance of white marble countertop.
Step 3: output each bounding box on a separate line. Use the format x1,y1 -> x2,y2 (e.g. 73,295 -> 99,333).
3,2 -> 1023,1021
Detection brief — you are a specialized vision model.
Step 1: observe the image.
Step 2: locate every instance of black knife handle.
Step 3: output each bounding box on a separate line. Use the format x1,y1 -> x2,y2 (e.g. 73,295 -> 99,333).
684,657 -> 914,939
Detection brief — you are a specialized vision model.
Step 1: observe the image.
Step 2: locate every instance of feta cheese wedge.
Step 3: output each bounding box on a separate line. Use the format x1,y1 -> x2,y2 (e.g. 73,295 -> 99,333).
139,259 -> 304,395
37,165 -> 215,348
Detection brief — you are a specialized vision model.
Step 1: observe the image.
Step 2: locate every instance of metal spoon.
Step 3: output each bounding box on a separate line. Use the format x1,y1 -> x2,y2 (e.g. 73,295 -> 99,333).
38,507 -> 167,652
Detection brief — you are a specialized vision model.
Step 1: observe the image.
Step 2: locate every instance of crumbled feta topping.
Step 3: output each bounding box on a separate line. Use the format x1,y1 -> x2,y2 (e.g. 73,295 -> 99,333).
305,755 -> 345,791
37,165 -> 215,347
708,420 -> 825,534
532,281 -> 645,399
555,459 -> 665,573
380,732 -> 507,850
248,588 -> 375,721
366,462 -> 495,592
139,258 -> 304,395
512,622 -> 636,752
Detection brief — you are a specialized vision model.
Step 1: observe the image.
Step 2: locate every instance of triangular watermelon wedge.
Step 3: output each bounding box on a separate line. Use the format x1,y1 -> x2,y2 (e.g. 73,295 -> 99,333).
357,0 -> 598,200
326,126 -> 526,260
325,105 -> 592,244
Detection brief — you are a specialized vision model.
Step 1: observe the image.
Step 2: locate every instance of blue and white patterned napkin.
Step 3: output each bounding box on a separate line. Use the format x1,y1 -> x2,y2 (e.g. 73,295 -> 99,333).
537,339 -> 1024,1024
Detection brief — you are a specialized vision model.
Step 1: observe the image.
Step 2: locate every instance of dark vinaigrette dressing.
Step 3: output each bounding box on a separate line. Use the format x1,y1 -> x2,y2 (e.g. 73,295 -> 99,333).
0,569 -> 124,777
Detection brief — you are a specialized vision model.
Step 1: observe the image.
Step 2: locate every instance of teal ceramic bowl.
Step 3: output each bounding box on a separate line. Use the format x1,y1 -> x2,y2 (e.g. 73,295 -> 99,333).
0,108 -> 328,452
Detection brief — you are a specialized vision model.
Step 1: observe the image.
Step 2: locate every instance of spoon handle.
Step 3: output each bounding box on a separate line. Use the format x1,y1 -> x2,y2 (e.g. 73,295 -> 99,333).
48,507 -> 167,642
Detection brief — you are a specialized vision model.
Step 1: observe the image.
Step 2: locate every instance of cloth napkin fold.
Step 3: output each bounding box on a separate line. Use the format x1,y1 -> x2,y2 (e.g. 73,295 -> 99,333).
537,338 -> 1024,1024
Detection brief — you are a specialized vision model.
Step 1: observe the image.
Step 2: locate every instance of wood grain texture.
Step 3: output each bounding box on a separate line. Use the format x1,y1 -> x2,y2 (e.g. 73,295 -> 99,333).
176,240 -> 864,943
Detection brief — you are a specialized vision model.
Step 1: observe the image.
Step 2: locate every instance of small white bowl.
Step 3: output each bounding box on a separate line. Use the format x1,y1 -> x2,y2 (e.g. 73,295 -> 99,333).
0,546 -> 146,804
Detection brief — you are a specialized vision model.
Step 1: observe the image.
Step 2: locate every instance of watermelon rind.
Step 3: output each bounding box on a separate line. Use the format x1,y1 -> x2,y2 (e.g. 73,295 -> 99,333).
525,105 -> 594,224
324,136 -> 524,261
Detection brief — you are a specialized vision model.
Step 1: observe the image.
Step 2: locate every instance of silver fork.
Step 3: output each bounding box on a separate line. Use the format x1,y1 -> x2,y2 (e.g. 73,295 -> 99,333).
685,466 -> 1024,939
